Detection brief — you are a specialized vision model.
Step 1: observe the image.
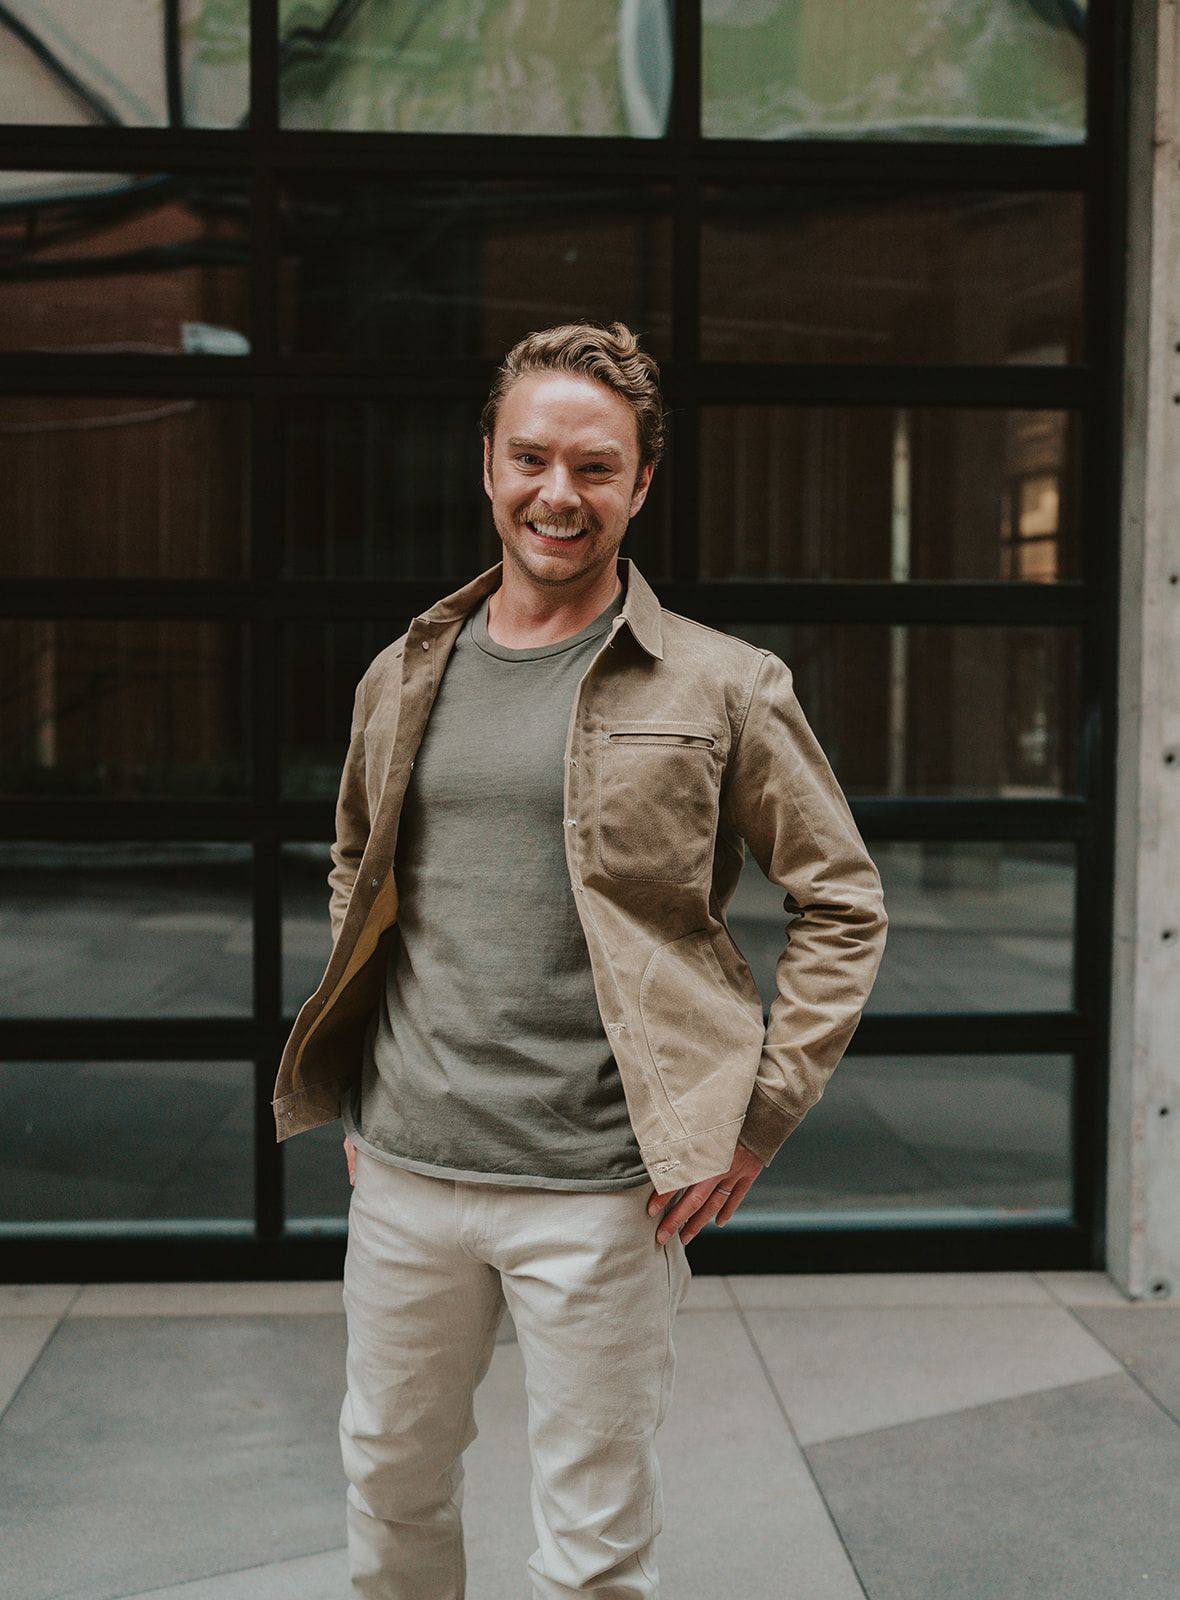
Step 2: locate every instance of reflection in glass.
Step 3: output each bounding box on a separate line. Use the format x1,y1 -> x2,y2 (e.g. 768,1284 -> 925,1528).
0,173 -> 250,355
280,400 -> 674,581
728,841 -> 1075,1017
0,843 -> 252,1018
701,190 -> 1084,366
0,619 -> 250,797
285,1119 -> 352,1226
701,408 -> 1079,582
279,179 -> 672,360
279,0 -> 672,136
737,1054 -> 1072,1222
0,1060 -> 253,1224
0,2 -> 249,128
282,842 -> 334,1017
702,0 -> 1085,143
282,620 -> 398,801
0,398 -> 250,578
281,400 -> 491,582
722,623 -> 1078,797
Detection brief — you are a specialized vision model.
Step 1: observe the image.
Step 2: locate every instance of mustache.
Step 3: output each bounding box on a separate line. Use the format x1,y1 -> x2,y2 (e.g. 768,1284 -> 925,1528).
515,505 -> 600,535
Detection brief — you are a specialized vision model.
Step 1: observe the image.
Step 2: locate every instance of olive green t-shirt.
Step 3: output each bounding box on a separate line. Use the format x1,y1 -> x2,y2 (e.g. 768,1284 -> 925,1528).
343,584 -> 650,1189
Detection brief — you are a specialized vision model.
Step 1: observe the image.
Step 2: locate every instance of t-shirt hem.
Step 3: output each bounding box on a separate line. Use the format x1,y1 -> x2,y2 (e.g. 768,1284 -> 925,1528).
345,1113 -> 650,1191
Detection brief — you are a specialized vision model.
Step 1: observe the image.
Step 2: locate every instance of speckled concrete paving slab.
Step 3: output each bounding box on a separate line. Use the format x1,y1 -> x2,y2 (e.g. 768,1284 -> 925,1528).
68,1282 -> 347,1317
0,1317 -> 60,1413
0,1285 -> 79,1317
654,1310 -> 867,1600
1071,1306 -> 1180,1421
744,1304 -> 1121,1444
727,1271 -> 1054,1310
806,1372 -> 1180,1600
106,1546 -> 347,1600
1034,1270 -> 1137,1306
0,1315 -> 348,1600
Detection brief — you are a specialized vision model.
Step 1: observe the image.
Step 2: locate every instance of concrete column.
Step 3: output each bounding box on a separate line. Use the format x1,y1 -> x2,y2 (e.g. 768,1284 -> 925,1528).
1108,0 -> 1180,1299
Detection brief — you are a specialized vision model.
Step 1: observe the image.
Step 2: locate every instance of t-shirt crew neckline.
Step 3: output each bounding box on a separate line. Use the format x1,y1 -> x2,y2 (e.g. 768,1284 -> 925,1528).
469,587 -> 626,662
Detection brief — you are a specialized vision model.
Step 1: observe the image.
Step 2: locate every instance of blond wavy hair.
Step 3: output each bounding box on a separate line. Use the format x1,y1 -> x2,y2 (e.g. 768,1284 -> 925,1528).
480,321 -> 667,476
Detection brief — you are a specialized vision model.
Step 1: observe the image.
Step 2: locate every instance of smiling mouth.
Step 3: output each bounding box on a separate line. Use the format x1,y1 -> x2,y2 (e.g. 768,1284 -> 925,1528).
526,521 -> 590,544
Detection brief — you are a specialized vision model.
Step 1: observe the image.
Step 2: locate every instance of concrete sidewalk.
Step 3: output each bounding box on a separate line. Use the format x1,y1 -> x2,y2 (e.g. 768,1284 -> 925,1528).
2,1271 -> 1176,1600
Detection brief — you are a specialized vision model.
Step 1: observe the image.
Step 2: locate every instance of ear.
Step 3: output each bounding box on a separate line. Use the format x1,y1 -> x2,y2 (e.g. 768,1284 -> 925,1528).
629,461 -> 654,518
482,434 -> 494,501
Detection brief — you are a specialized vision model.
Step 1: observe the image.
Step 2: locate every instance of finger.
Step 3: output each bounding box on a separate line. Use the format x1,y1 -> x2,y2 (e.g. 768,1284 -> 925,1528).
679,1186 -> 733,1245
655,1183 -> 721,1242
647,1186 -> 686,1218
716,1177 -> 753,1227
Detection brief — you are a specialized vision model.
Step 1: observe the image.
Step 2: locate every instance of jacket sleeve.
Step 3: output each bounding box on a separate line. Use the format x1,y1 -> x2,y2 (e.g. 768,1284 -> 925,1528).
722,648 -> 888,1167
327,673 -> 371,946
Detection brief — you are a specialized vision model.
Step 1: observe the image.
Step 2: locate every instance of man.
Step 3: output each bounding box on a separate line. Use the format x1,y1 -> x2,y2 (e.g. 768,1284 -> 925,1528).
272,321 -> 887,1598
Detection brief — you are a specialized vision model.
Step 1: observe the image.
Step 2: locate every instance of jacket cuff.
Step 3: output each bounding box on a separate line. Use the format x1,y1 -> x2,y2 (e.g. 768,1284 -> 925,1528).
738,1081 -> 807,1167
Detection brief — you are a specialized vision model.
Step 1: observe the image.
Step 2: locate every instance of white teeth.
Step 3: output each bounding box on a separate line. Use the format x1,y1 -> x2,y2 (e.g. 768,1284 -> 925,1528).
531,522 -> 584,540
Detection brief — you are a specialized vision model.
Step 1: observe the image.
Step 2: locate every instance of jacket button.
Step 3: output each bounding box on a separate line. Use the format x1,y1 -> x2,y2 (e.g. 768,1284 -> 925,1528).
371,878 -> 379,888
421,640 -> 430,650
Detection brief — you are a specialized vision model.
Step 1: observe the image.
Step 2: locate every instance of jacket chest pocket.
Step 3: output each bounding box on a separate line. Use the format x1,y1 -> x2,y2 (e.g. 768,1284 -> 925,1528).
596,721 -> 723,883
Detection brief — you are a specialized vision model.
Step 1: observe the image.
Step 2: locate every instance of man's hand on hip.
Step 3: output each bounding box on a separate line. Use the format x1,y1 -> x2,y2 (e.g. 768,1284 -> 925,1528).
344,1136 -> 357,1186
647,1140 -> 765,1246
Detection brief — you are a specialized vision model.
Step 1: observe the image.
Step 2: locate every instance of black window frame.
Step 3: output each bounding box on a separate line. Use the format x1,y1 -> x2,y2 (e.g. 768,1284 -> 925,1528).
0,0 -> 1129,1280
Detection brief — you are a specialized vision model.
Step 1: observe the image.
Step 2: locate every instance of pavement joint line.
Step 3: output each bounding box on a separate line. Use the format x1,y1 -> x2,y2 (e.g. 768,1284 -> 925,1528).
792,1370 -> 1144,1453
0,1292 -> 78,1433
108,1543 -> 348,1600
722,1275 -> 872,1600
1031,1269 -> 1135,1309
1056,1301 -> 1180,1433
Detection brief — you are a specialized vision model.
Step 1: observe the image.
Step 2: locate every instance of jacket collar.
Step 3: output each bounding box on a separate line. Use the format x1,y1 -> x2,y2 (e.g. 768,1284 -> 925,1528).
416,555 -> 664,661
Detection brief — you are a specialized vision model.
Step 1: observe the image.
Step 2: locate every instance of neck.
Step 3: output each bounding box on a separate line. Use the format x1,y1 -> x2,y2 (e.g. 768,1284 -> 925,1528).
486,558 -> 624,649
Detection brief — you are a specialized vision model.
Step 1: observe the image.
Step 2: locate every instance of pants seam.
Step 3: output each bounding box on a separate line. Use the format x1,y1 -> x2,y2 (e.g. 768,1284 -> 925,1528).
637,1238 -> 677,1589
447,1262 -> 505,1597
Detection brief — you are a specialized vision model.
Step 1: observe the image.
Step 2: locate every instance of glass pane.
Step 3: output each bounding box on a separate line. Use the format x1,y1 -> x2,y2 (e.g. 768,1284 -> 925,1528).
282,842 -> 334,1017
0,843 -> 252,1018
280,399 -> 674,581
283,621 -> 395,801
0,2 -> 249,128
738,1054 -> 1072,1222
281,400 -> 490,581
728,841 -> 1075,1016
721,624 -> 1079,796
279,0 -> 672,137
0,620 -> 250,797
279,179 -> 672,360
701,191 -> 1084,365
702,0 -> 1086,144
0,398 -> 250,578
0,1060 -> 253,1224
285,1120 -> 351,1227
0,173 -> 250,355
701,408 -> 1080,582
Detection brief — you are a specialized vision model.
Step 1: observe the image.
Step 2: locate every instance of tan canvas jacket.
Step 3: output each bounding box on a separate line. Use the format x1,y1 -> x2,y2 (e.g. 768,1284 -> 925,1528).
272,556 -> 887,1195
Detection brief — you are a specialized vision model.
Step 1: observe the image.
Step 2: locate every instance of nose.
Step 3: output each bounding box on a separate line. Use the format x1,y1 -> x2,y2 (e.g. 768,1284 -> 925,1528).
537,463 -> 580,515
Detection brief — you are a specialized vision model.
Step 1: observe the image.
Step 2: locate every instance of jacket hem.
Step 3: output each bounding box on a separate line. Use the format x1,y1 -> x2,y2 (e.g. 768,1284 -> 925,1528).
273,1076 -> 352,1141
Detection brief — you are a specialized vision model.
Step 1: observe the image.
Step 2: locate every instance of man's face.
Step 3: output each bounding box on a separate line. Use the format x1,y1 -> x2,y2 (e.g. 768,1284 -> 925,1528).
482,371 -> 654,590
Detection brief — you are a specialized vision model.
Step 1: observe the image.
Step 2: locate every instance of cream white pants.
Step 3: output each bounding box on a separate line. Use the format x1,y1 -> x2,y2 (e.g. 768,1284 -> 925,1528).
340,1147 -> 692,1599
